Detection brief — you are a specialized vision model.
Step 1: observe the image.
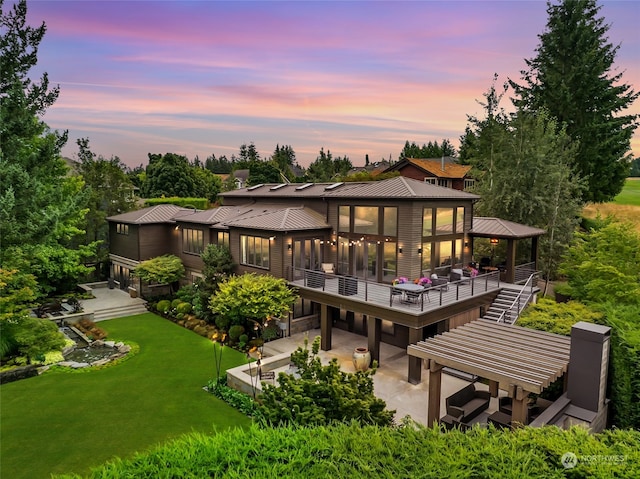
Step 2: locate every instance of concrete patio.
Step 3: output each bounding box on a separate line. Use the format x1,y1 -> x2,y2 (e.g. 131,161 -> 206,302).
261,327 -> 497,426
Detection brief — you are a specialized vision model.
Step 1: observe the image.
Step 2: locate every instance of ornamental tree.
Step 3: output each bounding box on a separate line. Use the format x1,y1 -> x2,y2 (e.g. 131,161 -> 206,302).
133,255 -> 185,294
258,336 -> 395,427
209,273 -> 297,331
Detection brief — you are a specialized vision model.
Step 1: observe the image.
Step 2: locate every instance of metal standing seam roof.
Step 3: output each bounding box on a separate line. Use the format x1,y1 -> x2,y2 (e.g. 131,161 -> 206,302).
407,318 -> 571,394
223,206 -> 330,231
471,217 -> 546,238
220,176 -> 480,201
106,204 -> 197,224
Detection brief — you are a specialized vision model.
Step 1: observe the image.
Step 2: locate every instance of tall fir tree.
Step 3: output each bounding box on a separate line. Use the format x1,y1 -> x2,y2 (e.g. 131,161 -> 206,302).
1,0 -> 94,294
510,0 -> 638,203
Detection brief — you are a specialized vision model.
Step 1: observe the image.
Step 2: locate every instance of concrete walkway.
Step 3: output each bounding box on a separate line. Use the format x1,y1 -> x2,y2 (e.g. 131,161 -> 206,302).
79,284 -> 147,321
80,287 -> 497,426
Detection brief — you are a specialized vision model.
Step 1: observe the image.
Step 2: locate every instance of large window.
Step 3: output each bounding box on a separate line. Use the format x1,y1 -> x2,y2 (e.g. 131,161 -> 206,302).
383,207 -> 397,236
217,231 -> 229,248
435,208 -> 454,235
421,242 -> 432,274
338,205 -> 350,232
354,206 -> 378,235
183,228 -> 204,254
241,235 -> 270,269
455,207 -> 465,233
422,208 -> 433,236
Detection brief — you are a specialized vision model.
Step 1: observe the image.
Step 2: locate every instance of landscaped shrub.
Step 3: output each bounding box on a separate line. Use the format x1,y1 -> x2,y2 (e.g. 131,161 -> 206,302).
176,302 -> 192,314
518,298 -> 640,429
11,317 -> 66,364
228,325 -> 245,342
54,422 -> 640,478
156,300 -> 171,313
597,303 -> 640,429
517,298 -> 602,335
206,376 -> 259,418
170,298 -> 182,309
258,336 -> 395,427
144,197 -> 209,209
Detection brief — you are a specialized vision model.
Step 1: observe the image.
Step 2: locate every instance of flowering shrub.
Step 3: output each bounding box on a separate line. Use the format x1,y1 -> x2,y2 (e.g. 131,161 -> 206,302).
464,266 -> 479,277
392,277 -> 408,285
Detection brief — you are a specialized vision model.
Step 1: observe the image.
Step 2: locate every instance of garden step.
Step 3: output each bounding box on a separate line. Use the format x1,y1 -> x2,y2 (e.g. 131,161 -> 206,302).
93,304 -> 148,321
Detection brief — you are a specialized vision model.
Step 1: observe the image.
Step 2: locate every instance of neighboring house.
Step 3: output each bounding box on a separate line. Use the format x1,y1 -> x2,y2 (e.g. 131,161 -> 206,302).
107,176 -> 543,363
232,169 -> 250,189
384,157 -> 474,191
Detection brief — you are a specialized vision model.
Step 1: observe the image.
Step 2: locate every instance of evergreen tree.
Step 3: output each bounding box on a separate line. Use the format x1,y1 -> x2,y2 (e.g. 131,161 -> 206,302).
0,0 -> 94,294
510,0 -> 638,203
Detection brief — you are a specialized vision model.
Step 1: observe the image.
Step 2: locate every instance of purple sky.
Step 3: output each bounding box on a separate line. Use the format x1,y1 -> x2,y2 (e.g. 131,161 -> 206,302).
24,0 -> 640,168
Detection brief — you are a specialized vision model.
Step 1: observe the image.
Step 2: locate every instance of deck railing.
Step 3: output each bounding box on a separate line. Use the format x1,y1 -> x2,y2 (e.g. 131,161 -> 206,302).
287,267 -> 501,313
514,262 -> 537,284
496,272 -> 539,324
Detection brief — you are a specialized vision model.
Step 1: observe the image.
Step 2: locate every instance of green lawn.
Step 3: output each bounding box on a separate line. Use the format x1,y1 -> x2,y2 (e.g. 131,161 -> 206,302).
0,313 -> 251,479
614,178 -> 640,206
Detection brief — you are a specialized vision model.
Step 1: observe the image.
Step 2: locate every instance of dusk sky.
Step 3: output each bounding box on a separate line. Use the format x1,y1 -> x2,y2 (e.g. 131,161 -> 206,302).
24,0 -> 640,168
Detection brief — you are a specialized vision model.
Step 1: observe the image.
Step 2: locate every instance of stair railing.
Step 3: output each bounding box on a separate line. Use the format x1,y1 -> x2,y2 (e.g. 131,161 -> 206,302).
496,272 -> 538,324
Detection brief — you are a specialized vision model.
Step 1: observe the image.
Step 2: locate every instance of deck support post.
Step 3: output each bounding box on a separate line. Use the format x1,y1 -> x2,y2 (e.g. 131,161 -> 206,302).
320,303 -> 331,351
367,316 -> 381,366
408,328 -> 423,384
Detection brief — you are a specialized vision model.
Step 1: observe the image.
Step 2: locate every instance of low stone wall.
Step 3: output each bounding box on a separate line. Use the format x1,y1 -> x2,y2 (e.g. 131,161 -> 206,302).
289,315 -> 320,335
226,352 -> 292,396
0,365 -> 39,384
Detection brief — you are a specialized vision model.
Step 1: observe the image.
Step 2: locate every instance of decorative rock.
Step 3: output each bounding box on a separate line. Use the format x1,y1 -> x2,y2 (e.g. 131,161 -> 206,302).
93,340 -> 105,347
115,342 -> 124,348
59,361 -> 89,368
104,340 -> 116,348
91,359 -> 111,366
119,345 -> 131,353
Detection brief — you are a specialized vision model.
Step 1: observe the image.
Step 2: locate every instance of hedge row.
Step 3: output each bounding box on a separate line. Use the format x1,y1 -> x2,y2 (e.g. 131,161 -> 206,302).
54,422 -> 639,478
144,197 -> 209,209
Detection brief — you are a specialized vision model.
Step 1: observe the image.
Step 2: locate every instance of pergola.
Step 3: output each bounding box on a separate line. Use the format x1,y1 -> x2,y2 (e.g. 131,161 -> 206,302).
407,318 -> 571,425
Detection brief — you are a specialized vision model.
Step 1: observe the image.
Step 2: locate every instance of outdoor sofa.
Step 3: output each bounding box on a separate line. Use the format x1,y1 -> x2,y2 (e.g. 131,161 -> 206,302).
445,384 -> 491,422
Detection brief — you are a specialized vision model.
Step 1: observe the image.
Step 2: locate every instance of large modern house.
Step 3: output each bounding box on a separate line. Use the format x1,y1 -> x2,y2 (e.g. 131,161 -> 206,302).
108,176 -> 543,357
107,176 -> 613,431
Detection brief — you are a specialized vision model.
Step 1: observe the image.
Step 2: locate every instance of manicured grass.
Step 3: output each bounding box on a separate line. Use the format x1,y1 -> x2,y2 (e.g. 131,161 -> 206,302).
614,177 -> 640,206
0,313 -> 251,479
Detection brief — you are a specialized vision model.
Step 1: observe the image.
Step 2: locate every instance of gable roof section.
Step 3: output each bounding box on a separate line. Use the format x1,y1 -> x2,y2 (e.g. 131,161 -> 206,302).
106,204 -> 196,224
471,217 -> 546,238
386,158 -> 472,179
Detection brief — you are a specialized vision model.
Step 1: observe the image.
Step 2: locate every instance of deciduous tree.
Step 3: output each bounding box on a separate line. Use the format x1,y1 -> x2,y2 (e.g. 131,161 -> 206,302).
209,273 -> 297,331
133,255 -> 185,293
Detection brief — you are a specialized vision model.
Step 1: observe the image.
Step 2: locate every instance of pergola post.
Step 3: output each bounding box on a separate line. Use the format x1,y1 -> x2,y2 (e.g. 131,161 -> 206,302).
427,360 -> 443,426
320,303 -> 331,351
511,385 -> 530,426
489,380 -> 499,398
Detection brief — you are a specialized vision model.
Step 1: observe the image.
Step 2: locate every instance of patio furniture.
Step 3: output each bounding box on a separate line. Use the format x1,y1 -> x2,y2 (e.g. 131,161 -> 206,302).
439,409 -> 469,430
488,410 -> 512,429
445,384 -> 491,422
320,263 -> 335,274
393,283 -> 426,303
431,276 -> 449,291
390,287 -> 403,305
450,269 -> 470,284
